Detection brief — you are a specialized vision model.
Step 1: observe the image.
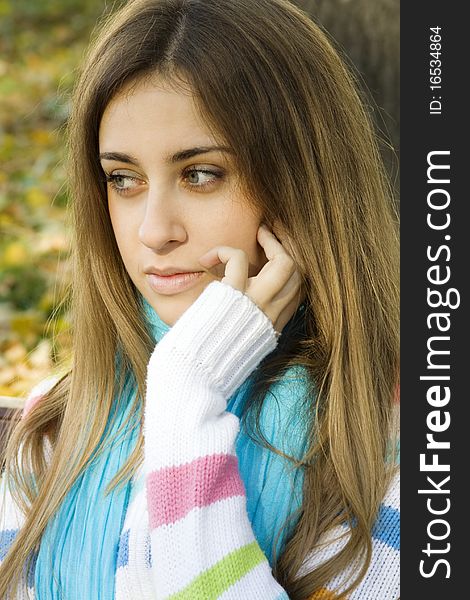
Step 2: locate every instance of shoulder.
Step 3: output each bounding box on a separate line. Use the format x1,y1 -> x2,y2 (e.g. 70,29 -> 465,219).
21,376 -> 58,418
371,468 -> 400,547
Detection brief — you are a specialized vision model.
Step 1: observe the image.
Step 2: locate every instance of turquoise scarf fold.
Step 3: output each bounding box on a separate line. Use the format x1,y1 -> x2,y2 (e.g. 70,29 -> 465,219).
34,298 -> 168,599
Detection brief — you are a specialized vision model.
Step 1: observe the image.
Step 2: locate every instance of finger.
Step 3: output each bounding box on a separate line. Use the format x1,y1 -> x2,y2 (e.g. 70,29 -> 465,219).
262,269 -> 304,332
251,255 -> 295,305
248,259 -> 302,325
256,224 -> 295,285
264,267 -> 303,314
271,220 -> 296,256
274,284 -> 305,333
198,246 -> 249,292
257,223 -> 286,261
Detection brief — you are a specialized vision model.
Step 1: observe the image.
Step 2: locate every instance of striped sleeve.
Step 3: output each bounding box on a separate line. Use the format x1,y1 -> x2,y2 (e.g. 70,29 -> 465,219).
143,281 -> 399,599
1,418 -> 40,596
21,376 -> 58,418
0,473 -> 37,599
297,470 -> 400,599
144,281 -> 287,599
0,474 -> 23,589
0,377 -> 57,598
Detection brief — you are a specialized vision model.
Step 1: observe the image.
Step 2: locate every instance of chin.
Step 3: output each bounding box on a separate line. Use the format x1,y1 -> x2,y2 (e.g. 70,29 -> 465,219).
147,282 -> 212,326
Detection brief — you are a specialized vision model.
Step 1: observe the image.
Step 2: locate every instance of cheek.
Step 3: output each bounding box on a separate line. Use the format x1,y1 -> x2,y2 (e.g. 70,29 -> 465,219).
107,200 -> 139,267
215,208 -> 265,271
207,205 -> 258,238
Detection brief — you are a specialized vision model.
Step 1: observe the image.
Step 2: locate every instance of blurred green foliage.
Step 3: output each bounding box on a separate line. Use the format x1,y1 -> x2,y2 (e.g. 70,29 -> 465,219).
1,0 -> 398,398
0,0 -> 117,396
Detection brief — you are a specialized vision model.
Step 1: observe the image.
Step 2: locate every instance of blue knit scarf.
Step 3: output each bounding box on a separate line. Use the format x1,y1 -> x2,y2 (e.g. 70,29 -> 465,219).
34,299 -> 169,599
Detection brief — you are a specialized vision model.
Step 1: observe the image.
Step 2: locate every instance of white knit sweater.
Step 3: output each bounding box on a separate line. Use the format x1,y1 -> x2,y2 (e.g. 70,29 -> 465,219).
0,281 -> 400,598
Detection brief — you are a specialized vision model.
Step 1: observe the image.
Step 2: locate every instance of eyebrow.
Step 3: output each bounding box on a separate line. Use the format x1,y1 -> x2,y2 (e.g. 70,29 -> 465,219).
99,145 -> 233,166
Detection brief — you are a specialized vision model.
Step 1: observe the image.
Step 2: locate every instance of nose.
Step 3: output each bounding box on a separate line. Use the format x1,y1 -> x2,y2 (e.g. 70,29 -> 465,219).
138,187 -> 187,251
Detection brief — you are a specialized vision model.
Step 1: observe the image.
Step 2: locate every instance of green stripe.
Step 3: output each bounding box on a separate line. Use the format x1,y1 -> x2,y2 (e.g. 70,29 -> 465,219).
168,541 -> 266,599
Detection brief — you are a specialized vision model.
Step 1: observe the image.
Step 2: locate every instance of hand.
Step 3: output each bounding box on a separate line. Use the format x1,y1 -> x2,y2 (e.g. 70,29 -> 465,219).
198,223 -> 304,334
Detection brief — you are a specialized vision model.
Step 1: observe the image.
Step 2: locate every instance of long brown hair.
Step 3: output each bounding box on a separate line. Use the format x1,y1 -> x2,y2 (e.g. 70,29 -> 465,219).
1,1 -> 399,597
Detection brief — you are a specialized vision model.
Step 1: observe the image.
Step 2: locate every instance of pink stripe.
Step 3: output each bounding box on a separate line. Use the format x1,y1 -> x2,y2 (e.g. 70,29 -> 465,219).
22,394 -> 42,418
146,453 -> 245,529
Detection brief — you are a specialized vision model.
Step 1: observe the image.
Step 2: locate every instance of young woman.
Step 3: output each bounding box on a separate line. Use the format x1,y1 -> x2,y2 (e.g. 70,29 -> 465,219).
0,0 -> 400,598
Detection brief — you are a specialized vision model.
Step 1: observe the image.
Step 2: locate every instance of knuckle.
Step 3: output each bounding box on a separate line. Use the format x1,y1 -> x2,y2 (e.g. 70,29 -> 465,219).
277,254 -> 295,275
293,269 -> 303,286
232,248 -> 246,260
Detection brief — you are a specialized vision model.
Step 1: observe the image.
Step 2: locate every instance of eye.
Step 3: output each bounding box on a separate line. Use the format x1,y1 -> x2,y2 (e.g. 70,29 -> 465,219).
182,167 -> 224,191
105,171 -> 145,196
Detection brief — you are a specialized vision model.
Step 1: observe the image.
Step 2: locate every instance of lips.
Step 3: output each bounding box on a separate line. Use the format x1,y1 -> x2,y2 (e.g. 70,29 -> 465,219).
144,268 -> 205,295
144,266 -> 201,276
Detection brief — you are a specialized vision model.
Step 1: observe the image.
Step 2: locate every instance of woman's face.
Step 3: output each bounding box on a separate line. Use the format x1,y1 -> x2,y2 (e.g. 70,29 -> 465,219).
99,77 -> 267,326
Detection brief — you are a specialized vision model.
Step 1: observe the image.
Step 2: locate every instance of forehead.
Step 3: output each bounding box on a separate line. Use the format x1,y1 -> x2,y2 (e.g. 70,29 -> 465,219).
99,78 -> 218,149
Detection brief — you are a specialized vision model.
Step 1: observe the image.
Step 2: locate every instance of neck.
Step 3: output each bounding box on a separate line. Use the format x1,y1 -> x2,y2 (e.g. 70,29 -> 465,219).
141,296 -> 171,343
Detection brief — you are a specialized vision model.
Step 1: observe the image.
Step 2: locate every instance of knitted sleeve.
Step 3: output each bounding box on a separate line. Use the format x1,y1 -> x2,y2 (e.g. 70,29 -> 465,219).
143,280 -> 400,599
0,377 -> 56,599
0,478 -> 32,598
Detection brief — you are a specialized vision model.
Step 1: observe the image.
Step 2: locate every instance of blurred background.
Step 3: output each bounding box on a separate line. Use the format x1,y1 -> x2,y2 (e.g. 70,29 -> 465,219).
0,0 -> 399,403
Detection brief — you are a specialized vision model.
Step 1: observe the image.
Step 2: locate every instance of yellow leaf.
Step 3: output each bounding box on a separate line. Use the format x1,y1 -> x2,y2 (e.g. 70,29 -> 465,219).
26,188 -> 50,208
38,291 -> 55,312
0,213 -> 13,227
0,367 -> 15,386
4,342 -> 27,364
30,129 -> 55,146
0,1 -> 12,17
11,313 -> 42,338
52,316 -> 71,334
0,384 -> 18,396
3,241 -> 28,266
